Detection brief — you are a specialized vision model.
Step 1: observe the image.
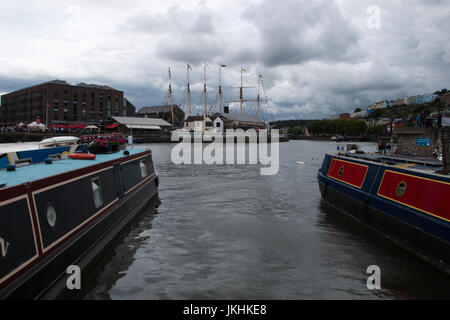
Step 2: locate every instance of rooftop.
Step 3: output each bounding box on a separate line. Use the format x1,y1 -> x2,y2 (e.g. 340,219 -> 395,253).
3,79 -> 121,96
112,116 -> 172,127
212,112 -> 265,123
137,105 -> 182,114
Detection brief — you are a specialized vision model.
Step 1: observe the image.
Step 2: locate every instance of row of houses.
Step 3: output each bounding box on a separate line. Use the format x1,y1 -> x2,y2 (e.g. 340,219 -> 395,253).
365,93 -> 439,115
327,92 -> 446,121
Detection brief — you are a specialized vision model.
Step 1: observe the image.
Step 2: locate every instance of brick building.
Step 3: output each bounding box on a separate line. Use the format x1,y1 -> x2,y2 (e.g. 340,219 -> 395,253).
0,80 -> 136,126
136,105 -> 185,127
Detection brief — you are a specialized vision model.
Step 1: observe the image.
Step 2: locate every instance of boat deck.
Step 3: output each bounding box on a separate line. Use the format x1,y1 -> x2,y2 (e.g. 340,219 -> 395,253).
0,148 -> 148,189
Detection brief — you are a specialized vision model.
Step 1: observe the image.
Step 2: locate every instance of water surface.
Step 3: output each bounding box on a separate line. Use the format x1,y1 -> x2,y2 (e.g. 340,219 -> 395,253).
77,141 -> 450,299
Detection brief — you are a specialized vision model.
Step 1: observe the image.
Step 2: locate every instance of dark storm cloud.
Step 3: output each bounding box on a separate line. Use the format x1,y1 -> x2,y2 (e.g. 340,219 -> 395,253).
242,0 -> 362,67
1,0 -> 450,121
121,5 -> 220,64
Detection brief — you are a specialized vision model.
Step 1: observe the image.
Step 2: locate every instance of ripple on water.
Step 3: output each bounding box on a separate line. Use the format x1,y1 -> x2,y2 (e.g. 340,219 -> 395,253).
81,141 -> 450,300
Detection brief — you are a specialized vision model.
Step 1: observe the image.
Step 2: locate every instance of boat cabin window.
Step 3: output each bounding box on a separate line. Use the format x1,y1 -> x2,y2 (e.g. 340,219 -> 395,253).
140,160 -> 149,178
91,177 -> 104,208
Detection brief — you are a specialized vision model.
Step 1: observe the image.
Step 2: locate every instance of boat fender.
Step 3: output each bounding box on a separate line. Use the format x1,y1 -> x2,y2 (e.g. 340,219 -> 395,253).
6,164 -> 16,172
123,150 -> 130,156
45,158 -> 53,164
68,154 -> 96,160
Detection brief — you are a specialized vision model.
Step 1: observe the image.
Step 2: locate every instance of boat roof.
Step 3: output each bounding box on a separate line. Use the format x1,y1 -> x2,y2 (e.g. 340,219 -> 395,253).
336,152 -> 447,177
343,152 -> 442,167
0,148 -> 148,189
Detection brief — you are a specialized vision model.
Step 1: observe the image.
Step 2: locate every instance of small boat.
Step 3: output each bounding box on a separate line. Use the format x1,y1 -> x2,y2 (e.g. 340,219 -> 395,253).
39,136 -> 80,148
0,147 -> 159,299
0,137 -> 84,170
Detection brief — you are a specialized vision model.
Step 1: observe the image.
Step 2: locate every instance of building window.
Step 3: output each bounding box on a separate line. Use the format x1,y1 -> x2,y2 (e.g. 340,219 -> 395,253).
91,177 -> 103,209
216,122 -> 221,127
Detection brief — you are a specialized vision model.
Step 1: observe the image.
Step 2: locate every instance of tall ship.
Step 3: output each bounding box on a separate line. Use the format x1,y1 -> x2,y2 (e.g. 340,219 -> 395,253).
0,139 -> 159,299
317,127 -> 450,275
172,63 -> 289,142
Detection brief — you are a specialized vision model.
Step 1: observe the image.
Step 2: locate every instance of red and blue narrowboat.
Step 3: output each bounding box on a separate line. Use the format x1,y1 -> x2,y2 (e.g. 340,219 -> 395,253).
0,147 -> 159,299
318,150 -> 450,275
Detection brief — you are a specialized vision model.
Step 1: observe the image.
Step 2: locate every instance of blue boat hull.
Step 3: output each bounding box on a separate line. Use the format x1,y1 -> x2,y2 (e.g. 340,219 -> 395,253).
318,154 -> 450,275
0,150 -> 159,299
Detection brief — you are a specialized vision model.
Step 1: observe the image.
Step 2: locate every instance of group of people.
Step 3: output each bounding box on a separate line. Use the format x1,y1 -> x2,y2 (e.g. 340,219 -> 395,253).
377,139 -> 392,155
405,111 -> 445,128
0,125 -> 26,133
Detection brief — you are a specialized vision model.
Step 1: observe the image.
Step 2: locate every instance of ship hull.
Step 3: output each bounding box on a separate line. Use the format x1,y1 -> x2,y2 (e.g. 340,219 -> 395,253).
318,154 -> 450,275
0,150 -> 159,299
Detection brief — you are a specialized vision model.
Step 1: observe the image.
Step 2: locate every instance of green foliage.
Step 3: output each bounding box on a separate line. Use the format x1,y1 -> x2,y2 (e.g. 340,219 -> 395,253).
307,119 -> 367,136
434,89 -> 448,95
366,126 -> 383,136
288,127 -> 304,135
270,120 -> 315,129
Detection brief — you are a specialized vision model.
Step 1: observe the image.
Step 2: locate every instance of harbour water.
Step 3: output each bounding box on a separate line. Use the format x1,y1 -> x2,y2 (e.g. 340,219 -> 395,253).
49,141 -> 450,299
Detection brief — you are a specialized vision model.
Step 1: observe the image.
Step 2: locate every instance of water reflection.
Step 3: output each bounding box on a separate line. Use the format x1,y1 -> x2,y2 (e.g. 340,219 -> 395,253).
80,141 -> 450,300
80,202 -> 160,300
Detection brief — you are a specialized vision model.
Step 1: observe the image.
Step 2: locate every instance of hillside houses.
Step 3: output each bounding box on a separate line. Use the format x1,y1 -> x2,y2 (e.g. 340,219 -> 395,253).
327,92 -> 439,121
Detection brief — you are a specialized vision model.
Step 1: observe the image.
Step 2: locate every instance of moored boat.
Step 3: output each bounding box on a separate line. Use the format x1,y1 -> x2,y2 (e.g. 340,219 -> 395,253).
38,136 -> 80,148
317,147 -> 450,275
0,147 -> 159,299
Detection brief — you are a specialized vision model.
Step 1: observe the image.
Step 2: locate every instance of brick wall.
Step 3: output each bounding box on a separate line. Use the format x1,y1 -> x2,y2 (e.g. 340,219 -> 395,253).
394,127 -> 439,157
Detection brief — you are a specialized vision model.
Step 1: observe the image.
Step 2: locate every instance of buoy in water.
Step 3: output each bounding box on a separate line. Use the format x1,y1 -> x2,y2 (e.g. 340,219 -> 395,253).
297,161 -> 305,165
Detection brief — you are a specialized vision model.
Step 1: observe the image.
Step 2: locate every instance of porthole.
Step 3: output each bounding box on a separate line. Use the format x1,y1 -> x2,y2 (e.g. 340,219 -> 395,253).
396,181 -> 407,198
140,160 -> 149,178
338,166 -> 345,177
46,203 -> 57,228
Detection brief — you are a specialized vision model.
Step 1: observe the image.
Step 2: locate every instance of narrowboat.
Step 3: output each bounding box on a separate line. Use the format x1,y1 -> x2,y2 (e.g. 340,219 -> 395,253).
0,147 -> 159,299
317,149 -> 450,275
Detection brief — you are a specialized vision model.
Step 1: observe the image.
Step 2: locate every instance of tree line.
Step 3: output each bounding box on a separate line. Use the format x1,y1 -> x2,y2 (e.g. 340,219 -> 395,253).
307,119 -> 383,136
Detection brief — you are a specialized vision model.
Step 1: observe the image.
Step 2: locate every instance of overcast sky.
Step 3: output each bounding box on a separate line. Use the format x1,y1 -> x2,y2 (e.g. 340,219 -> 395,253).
0,0 -> 449,120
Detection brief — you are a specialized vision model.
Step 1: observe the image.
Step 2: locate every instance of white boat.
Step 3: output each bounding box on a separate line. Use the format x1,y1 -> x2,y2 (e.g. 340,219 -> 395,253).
39,136 -> 80,148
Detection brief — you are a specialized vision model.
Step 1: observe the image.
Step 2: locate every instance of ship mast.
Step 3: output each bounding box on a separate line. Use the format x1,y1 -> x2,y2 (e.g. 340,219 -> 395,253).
227,66 -> 256,115
219,64 -> 226,113
240,67 -> 244,114
168,67 -> 174,125
203,62 -> 208,118
187,64 -> 192,118
257,74 -> 262,121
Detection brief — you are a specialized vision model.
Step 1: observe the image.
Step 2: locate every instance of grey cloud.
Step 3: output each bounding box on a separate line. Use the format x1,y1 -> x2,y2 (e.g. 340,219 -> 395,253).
242,0 -> 362,67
